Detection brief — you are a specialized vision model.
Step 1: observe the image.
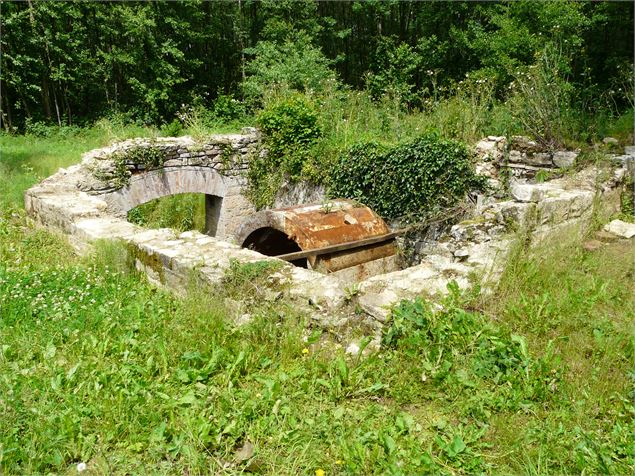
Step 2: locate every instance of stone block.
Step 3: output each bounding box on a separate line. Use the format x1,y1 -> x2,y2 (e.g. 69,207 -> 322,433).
510,136 -> 542,153
604,220 -> 635,239
530,152 -> 554,166
553,151 -> 578,168
494,201 -> 536,228
510,181 -> 558,202
508,150 -> 527,163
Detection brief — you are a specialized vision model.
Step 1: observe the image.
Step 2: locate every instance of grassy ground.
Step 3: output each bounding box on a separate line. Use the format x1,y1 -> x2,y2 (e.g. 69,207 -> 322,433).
1,130 -> 633,475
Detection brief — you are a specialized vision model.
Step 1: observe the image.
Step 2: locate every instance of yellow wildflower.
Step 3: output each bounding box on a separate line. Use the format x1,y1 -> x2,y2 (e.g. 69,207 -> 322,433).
315,470 -> 325,476
302,348 -> 309,355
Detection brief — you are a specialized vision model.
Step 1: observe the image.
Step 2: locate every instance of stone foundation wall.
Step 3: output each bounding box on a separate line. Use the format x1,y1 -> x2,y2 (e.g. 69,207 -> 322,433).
24,132 -> 632,332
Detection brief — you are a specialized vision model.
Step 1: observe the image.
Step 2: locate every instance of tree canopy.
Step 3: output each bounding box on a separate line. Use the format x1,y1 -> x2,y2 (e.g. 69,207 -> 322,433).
1,0 -> 632,129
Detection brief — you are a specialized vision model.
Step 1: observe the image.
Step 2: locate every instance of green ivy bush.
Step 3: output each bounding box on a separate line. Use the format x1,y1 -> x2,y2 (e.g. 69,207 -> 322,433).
329,133 -> 486,221
256,95 -> 322,167
247,95 -> 322,208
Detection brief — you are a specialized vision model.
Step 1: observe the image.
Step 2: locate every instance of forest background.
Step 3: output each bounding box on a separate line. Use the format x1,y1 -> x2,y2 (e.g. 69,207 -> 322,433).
0,2 -> 634,474
2,0 -> 633,137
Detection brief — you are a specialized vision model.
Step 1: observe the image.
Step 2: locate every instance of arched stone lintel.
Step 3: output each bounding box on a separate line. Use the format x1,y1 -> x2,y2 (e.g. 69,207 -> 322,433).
96,166 -> 255,240
234,210 -> 288,247
100,166 -> 235,214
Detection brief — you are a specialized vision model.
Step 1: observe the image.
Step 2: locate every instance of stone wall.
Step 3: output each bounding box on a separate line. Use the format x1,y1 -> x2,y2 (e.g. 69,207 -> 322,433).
77,128 -> 260,240
357,164 -> 626,321
474,135 -> 580,185
24,132 -> 632,334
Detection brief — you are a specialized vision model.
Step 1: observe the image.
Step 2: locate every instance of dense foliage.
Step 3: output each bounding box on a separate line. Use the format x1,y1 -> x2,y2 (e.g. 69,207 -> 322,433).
1,118 -> 633,475
1,1 -> 633,129
247,95 -> 323,208
330,134 -> 485,221
256,95 -> 322,169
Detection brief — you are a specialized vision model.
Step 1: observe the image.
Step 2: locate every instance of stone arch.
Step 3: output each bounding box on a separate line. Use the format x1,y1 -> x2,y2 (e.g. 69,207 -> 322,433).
100,166 -> 252,239
241,226 -> 308,268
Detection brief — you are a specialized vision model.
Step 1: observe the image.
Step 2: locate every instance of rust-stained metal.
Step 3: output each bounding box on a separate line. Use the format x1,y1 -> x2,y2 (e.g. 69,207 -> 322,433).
312,240 -> 397,272
236,199 -> 399,280
275,232 -> 399,262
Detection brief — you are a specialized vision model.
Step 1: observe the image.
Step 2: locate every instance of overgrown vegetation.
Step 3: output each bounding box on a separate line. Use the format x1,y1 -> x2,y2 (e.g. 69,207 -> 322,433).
94,144 -> 166,188
1,190 -> 632,473
619,174 -> 635,222
329,134 -> 486,221
1,2 -> 633,473
246,95 -> 323,208
127,193 -> 207,233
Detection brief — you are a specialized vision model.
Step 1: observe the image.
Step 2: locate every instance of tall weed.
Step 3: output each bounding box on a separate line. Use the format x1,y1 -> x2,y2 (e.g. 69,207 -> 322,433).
507,45 -> 577,148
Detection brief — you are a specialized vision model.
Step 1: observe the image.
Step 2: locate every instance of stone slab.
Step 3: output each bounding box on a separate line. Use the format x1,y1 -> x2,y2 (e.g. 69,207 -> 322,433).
604,220 -> 635,239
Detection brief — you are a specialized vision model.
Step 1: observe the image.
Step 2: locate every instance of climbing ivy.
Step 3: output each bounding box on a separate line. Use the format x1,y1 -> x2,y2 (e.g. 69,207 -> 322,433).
121,144 -> 165,169
246,95 -> 322,209
329,134 -> 486,221
97,144 -> 166,188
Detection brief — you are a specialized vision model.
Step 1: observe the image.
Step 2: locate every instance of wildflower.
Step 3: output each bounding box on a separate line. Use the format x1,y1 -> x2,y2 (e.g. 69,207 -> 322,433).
77,462 -> 88,472
315,470 -> 325,476
335,460 -> 344,465
302,348 -> 309,355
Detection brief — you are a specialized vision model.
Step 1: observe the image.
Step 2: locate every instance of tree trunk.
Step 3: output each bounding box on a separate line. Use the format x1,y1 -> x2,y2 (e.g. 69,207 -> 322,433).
1,85 -> 13,131
238,0 -> 245,82
52,85 -> 61,126
20,93 -> 32,119
64,86 -> 71,125
42,78 -> 52,119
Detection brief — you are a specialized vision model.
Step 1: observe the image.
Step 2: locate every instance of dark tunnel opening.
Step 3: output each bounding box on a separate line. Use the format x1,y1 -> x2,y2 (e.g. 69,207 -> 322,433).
242,227 -> 308,268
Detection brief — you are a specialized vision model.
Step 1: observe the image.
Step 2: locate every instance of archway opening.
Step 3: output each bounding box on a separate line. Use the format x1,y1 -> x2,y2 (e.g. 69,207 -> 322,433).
126,193 -> 223,236
242,227 -> 308,268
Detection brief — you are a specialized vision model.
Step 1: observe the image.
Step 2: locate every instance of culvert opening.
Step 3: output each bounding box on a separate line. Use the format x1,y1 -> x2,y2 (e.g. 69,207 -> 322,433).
242,227 -> 308,268
237,200 -> 402,281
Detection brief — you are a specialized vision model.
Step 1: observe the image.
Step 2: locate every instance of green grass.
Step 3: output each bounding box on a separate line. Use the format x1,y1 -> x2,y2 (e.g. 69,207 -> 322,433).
127,193 -> 207,233
0,121 -> 157,210
1,126 -> 633,475
1,209 -> 632,475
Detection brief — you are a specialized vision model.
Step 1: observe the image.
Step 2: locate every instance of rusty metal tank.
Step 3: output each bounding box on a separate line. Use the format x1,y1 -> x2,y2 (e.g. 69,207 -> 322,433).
235,199 -> 399,281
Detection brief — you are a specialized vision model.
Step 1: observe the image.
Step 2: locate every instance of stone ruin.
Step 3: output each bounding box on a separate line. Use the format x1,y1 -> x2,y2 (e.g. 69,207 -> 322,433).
25,129 -> 633,335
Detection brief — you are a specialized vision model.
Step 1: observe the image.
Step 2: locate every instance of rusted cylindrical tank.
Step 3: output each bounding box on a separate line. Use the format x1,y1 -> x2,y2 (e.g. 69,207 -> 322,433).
235,199 -> 399,281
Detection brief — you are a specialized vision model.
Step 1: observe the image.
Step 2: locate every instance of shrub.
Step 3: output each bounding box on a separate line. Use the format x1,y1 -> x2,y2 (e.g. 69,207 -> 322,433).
211,94 -> 246,121
365,38 -> 422,108
241,31 -> 337,105
507,45 -> 577,148
246,94 -> 322,208
329,133 -> 486,221
256,95 -> 322,166
160,118 -> 184,137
